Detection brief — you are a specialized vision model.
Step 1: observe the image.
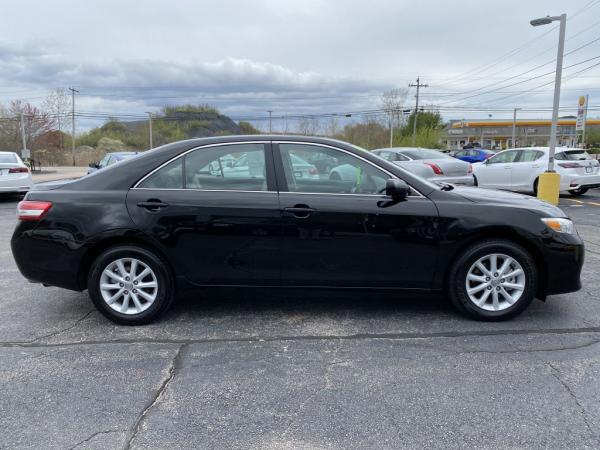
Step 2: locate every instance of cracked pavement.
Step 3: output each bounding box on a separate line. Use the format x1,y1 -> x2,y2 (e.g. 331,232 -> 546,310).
1,192 -> 600,449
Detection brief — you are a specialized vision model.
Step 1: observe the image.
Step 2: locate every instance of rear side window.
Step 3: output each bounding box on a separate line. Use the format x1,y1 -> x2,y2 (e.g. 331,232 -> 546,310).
138,158 -> 184,189
0,153 -> 17,164
137,143 -> 267,191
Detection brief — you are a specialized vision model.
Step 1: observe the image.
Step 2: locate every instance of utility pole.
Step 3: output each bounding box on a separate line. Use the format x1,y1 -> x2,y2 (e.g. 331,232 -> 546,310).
146,112 -> 153,149
267,110 -> 273,133
389,111 -> 393,148
409,77 -> 428,146
68,87 -> 79,166
511,108 -> 521,148
20,113 -> 27,159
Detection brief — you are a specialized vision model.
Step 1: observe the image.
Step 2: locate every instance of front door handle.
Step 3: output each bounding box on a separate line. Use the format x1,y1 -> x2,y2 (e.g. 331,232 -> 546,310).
283,205 -> 315,219
137,199 -> 169,211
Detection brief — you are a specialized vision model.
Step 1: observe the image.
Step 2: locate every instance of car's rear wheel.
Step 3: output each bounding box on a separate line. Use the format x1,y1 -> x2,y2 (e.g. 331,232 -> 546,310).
448,239 -> 537,320
473,175 -> 478,186
568,187 -> 589,196
88,245 -> 175,325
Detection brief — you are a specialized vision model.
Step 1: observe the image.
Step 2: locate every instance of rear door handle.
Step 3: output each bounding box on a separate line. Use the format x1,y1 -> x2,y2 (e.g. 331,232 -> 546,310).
137,200 -> 169,211
283,205 -> 315,219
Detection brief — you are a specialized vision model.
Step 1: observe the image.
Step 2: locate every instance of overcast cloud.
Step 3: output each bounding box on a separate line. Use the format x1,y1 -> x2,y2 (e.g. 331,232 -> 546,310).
0,0 -> 598,129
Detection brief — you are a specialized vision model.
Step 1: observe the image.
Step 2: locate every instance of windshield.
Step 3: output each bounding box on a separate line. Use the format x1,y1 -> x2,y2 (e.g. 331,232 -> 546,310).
401,149 -> 450,160
556,150 -> 592,161
0,153 -> 18,164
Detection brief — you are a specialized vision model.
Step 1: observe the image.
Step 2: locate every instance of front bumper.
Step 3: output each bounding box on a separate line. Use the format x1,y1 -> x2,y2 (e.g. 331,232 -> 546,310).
541,233 -> 584,296
566,174 -> 600,190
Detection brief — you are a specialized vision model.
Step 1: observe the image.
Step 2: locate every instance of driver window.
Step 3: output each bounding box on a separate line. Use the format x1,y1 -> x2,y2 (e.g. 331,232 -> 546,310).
278,143 -> 388,195
488,150 -> 518,164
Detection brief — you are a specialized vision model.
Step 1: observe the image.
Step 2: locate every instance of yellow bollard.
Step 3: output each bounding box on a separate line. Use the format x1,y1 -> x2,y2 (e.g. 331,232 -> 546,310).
537,172 -> 561,205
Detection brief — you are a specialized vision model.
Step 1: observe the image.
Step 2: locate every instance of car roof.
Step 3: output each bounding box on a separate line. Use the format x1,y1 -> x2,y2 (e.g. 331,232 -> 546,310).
0,151 -> 19,155
58,135 -> 438,195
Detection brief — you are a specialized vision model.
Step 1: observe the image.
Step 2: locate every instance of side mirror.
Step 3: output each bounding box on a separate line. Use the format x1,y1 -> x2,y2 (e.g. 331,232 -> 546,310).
385,179 -> 410,201
89,162 -> 99,169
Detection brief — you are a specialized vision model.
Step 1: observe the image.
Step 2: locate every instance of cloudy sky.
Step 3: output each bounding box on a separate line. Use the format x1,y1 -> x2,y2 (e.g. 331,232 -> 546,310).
0,0 -> 599,130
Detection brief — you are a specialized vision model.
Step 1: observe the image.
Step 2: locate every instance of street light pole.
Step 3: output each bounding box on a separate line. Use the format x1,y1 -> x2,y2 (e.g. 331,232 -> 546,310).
146,112 -> 153,149
267,110 -> 273,133
530,13 -> 566,204
68,87 -> 79,166
511,108 -> 520,148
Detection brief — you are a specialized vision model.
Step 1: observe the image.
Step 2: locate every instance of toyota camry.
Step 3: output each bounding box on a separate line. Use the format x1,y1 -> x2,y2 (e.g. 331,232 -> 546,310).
11,136 -> 584,324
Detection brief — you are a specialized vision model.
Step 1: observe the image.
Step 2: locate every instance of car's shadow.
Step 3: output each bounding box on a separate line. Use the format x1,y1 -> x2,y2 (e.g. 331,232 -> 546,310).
170,288 -> 456,320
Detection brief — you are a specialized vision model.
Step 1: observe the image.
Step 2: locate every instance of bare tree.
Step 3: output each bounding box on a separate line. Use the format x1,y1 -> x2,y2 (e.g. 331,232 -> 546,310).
297,117 -> 321,136
0,100 -> 56,151
380,88 -> 408,130
43,88 -> 70,149
324,117 -> 340,137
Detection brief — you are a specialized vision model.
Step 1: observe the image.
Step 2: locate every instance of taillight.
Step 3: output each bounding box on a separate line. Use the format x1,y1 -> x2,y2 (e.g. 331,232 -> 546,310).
17,201 -> 52,221
484,154 -> 494,159
309,167 -> 318,175
558,162 -> 583,168
467,164 -> 473,174
9,167 -> 29,174
424,162 -> 444,175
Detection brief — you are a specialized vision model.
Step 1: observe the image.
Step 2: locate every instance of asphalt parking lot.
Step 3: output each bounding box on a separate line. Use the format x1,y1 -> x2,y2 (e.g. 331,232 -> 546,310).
1,190 -> 600,449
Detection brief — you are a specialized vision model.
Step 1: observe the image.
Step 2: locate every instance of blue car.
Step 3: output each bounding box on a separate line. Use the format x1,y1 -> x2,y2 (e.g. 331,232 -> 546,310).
87,151 -> 139,174
450,148 -> 496,163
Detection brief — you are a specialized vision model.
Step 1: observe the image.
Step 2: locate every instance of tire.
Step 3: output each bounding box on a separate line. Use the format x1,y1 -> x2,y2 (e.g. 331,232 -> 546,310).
87,245 -> 175,325
329,172 -> 342,181
448,239 -> 538,321
568,187 -> 589,196
533,178 -> 539,196
473,175 -> 478,187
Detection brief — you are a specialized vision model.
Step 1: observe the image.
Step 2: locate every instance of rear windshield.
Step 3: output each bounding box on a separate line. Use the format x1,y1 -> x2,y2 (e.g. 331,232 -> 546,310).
401,149 -> 450,160
0,153 -> 17,164
555,150 -> 592,160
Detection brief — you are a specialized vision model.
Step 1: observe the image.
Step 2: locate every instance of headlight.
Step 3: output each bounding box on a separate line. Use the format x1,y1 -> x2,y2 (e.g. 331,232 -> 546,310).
541,218 -> 575,234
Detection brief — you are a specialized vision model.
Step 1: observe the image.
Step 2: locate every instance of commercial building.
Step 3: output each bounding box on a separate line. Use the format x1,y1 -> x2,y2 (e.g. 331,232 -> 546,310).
441,118 -> 600,150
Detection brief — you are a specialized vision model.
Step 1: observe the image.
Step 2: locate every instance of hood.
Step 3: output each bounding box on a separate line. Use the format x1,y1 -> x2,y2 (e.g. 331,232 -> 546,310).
451,186 -> 566,217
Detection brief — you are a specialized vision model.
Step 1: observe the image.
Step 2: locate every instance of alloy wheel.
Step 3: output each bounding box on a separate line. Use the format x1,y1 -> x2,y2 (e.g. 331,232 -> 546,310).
99,257 -> 158,315
465,253 -> 526,311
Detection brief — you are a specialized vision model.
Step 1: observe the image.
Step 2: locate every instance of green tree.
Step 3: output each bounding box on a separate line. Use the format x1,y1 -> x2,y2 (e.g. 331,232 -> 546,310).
239,121 -> 260,134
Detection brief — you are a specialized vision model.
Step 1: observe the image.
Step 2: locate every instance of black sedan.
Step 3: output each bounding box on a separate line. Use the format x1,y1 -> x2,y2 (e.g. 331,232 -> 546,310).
11,136 -> 584,324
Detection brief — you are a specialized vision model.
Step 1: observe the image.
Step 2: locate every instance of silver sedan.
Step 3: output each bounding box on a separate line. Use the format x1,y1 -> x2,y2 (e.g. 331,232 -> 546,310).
372,147 -> 474,186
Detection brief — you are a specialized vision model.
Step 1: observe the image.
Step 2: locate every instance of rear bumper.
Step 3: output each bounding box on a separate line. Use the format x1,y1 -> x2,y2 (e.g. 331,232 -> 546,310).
0,174 -> 33,193
11,224 -> 86,291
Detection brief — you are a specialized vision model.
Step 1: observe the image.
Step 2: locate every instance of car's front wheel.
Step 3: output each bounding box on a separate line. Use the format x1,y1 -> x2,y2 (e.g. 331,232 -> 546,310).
448,239 -> 537,320
87,245 -> 175,325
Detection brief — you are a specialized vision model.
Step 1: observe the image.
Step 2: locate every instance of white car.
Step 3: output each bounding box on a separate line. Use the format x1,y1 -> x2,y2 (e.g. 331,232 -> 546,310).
0,151 -> 33,195
371,147 -> 474,186
472,147 -> 600,196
